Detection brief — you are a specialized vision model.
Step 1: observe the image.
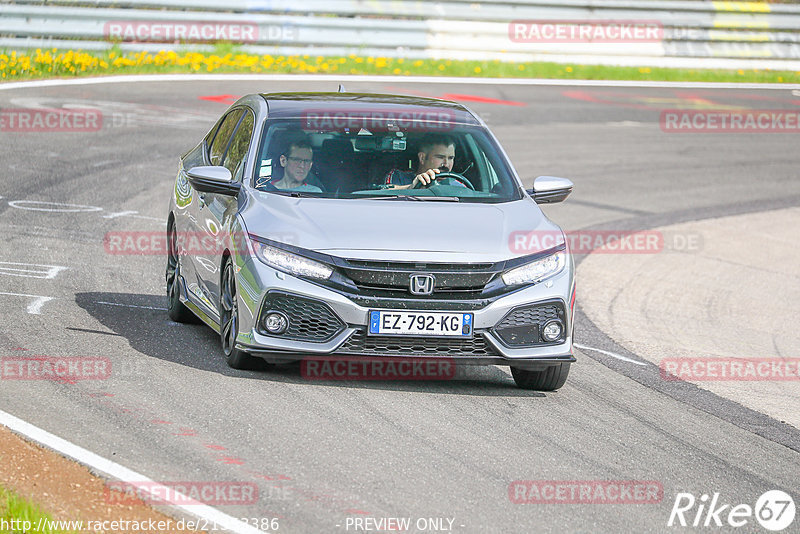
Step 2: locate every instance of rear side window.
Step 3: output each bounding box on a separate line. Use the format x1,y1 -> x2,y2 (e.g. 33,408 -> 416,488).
209,109 -> 244,166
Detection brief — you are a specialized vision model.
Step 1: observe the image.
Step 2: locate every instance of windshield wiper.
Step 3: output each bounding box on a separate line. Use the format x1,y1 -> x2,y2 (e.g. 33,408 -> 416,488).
363,195 -> 460,202
270,190 -> 320,198
408,196 -> 460,202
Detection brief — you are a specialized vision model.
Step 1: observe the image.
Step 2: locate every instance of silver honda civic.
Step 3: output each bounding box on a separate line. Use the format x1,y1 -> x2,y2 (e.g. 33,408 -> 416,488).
166,92 -> 576,390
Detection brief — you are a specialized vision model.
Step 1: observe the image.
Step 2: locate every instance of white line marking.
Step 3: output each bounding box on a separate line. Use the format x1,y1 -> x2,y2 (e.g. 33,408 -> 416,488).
574,343 -> 647,366
0,291 -> 54,315
102,210 -> 139,219
0,262 -> 68,279
97,301 -> 168,311
8,201 -> 104,213
101,211 -> 162,222
0,409 -> 265,534
0,74 -> 796,91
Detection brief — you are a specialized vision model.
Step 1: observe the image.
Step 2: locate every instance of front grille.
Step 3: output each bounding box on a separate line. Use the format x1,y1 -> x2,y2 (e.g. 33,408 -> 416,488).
345,260 -> 494,271
258,292 -> 344,342
340,259 -> 497,296
492,301 -> 566,347
338,328 -> 496,357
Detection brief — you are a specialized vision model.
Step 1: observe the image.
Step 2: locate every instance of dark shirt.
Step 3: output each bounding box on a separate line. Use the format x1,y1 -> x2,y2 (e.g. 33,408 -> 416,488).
384,169 -> 415,186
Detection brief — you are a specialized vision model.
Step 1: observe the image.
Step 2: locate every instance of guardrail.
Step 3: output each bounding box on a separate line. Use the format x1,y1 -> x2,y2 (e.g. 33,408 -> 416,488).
1,0 -> 799,69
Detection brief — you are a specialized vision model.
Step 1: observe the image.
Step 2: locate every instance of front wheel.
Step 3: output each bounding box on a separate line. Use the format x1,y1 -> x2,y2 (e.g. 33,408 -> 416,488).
220,259 -> 259,369
166,221 -> 195,323
511,363 -> 570,391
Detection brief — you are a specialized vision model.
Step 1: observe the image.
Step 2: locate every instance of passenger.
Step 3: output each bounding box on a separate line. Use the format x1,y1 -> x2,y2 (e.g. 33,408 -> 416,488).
266,139 -> 322,192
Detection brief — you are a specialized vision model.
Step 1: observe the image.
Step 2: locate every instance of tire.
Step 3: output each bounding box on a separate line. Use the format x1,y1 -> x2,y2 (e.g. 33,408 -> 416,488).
219,258 -> 259,370
166,220 -> 195,323
511,363 -> 570,391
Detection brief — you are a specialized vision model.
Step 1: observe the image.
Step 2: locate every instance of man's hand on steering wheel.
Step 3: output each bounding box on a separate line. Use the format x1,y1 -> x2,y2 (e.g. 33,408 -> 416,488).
410,168 -> 441,188
411,169 -> 475,190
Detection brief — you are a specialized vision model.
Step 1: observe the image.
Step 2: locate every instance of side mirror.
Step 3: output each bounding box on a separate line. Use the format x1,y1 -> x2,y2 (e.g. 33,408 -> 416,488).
527,176 -> 573,204
186,166 -> 241,196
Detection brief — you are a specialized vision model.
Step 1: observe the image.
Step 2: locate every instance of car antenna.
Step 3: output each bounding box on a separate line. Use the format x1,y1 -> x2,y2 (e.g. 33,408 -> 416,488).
338,84 -> 346,93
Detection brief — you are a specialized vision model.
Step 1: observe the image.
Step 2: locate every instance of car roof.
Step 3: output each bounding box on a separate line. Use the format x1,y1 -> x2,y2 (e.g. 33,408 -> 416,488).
259,92 -> 481,125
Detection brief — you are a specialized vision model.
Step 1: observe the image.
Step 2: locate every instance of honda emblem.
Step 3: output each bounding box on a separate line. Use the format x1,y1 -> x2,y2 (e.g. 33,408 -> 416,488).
409,274 -> 435,295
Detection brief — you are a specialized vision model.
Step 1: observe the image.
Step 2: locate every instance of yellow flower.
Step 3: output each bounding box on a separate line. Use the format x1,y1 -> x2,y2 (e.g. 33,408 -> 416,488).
639,67 -> 651,73
393,68 -> 401,74
474,66 -> 481,73
438,64 -> 445,71
565,66 -> 573,72
518,64 -> 524,70
738,69 -> 745,75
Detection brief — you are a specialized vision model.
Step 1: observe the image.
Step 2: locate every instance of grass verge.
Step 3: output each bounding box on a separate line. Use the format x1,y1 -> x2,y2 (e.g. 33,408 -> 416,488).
1,46 -> 798,84
0,487 -> 77,534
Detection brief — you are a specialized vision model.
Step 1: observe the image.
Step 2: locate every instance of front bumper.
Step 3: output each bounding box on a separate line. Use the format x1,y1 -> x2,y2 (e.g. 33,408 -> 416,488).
233,255 -> 575,368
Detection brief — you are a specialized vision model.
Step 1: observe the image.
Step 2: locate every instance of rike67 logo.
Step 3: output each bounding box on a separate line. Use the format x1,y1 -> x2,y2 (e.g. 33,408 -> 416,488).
669,490 -> 795,531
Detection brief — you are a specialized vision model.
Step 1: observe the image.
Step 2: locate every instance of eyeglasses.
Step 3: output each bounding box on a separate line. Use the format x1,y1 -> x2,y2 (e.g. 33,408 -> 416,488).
286,157 -> 313,166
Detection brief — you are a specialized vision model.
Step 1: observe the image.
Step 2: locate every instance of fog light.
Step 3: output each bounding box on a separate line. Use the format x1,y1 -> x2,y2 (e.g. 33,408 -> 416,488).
542,320 -> 563,342
263,311 -> 289,335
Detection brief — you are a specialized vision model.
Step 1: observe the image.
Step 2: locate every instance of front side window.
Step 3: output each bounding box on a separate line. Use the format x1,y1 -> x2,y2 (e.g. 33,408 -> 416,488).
222,111 -> 255,182
209,109 -> 244,166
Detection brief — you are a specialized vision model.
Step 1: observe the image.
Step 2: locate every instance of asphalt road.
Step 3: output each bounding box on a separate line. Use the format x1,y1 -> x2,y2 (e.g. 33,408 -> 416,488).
1,76 -> 799,533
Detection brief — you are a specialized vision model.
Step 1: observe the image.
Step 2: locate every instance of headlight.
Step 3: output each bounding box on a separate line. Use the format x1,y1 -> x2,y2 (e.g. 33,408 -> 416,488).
252,241 -> 333,280
501,251 -> 566,286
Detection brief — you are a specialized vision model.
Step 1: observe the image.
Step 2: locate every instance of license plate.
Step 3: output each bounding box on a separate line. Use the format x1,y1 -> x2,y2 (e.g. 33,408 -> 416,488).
368,310 -> 473,337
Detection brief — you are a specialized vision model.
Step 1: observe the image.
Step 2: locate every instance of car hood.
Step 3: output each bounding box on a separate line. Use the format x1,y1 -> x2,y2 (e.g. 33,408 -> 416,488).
241,192 -> 564,263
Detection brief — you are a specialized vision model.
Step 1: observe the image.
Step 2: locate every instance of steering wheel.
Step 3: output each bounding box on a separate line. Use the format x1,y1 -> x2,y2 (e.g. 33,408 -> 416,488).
411,171 -> 475,190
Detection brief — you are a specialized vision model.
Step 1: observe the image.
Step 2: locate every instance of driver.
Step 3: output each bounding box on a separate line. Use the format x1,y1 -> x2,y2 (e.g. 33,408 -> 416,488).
384,134 -> 465,189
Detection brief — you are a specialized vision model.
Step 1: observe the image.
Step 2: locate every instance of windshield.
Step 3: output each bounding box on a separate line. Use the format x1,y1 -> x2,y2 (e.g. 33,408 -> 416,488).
251,117 -> 522,203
